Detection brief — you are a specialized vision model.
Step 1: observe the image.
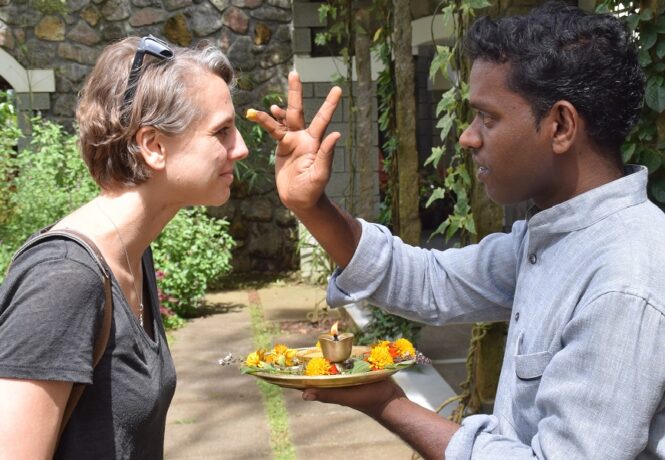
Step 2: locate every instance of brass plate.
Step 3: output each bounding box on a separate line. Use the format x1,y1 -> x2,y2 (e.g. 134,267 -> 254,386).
248,347 -> 414,389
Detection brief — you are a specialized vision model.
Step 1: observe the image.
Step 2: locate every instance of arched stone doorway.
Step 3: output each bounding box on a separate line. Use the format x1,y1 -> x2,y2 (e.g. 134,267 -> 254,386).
0,48 -> 55,136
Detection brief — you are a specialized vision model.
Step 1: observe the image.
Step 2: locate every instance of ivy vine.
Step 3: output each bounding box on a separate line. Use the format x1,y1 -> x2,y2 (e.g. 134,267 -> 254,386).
426,0 -> 489,245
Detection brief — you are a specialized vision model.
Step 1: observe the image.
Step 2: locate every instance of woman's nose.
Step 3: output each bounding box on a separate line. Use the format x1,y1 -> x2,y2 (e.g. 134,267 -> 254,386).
230,128 -> 249,160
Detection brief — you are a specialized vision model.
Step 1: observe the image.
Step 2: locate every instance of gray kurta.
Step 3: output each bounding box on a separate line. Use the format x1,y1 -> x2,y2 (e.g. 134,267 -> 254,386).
328,165 -> 665,459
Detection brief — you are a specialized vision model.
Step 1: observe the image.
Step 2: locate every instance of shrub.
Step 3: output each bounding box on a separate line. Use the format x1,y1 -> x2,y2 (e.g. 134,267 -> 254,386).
0,114 -> 98,278
151,206 -> 235,317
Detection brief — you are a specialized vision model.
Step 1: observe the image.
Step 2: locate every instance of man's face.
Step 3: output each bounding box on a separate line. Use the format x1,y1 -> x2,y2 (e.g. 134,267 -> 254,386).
460,60 -> 559,207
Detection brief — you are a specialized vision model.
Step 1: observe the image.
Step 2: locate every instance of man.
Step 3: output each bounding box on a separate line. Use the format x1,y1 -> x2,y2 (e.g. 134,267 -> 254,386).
251,3 -> 665,458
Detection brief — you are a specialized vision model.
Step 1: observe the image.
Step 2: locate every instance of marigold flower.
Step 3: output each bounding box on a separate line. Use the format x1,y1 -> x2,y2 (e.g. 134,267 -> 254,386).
393,338 -> 416,358
245,349 -> 265,367
305,357 -> 336,376
270,344 -> 298,366
368,344 -> 394,370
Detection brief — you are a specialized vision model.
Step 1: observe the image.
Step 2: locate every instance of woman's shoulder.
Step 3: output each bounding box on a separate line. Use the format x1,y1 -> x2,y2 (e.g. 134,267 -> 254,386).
3,235 -> 107,307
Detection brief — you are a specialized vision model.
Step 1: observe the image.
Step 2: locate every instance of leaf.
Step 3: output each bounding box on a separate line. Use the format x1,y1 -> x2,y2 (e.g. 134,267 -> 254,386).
649,178 -> 665,204
640,25 -> 657,50
373,27 -> 383,43
436,88 -> 457,117
437,113 -> 455,142
467,0 -> 491,9
429,46 -> 452,81
425,146 -> 444,167
621,142 -> 637,163
626,14 -> 640,32
639,48 -> 653,66
657,40 -> 665,60
425,187 -> 446,208
639,8 -> 653,21
638,148 -> 662,172
349,360 -> 371,374
645,76 -> 665,113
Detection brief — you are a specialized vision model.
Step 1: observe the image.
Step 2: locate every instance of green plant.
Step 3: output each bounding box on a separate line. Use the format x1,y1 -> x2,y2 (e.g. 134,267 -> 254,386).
234,93 -> 283,191
597,0 -> 665,209
0,115 -> 99,280
152,206 -> 235,317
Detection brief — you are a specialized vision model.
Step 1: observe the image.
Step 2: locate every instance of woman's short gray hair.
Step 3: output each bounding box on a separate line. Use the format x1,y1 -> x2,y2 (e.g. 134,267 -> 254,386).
77,37 -> 235,189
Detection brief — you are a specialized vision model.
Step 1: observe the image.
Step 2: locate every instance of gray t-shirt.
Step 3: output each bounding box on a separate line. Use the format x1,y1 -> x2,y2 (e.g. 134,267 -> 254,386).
0,236 -> 177,459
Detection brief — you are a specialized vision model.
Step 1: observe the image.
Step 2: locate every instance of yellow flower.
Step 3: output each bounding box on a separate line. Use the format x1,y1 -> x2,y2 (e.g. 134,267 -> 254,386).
284,348 -> 298,366
245,349 -> 265,367
368,344 -> 394,370
271,344 -> 298,366
393,338 -> 416,358
273,343 -> 289,355
245,108 -> 258,121
305,357 -> 334,376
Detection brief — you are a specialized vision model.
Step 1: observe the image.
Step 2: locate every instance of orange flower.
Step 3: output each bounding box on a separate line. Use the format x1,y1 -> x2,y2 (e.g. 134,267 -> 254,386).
368,344 -> 394,370
305,357 -> 337,376
393,338 -> 416,359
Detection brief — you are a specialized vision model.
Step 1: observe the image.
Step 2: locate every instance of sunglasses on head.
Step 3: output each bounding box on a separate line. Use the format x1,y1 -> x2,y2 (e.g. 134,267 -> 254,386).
122,35 -> 174,114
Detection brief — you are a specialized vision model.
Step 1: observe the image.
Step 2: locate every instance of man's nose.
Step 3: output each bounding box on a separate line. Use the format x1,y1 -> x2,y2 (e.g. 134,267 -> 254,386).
459,122 -> 481,150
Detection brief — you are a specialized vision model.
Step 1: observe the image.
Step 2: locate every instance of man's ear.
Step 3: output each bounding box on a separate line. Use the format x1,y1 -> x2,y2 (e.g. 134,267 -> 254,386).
549,101 -> 578,155
135,126 -> 166,171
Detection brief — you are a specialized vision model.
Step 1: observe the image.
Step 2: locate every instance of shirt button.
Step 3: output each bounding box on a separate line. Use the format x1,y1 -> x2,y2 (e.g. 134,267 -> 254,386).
514,312 -> 520,322
528,253 -> 537,264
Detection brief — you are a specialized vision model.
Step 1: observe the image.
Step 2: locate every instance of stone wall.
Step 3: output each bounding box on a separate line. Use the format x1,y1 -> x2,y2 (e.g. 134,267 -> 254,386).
0,0 -> 300,274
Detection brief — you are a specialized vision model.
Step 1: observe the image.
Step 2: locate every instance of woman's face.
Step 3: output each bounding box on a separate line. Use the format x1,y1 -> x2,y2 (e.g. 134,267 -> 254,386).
160,71 -> 249,207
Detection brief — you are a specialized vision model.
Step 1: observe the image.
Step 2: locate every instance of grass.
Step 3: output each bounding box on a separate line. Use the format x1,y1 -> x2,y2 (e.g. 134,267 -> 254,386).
248,298 -> 296,460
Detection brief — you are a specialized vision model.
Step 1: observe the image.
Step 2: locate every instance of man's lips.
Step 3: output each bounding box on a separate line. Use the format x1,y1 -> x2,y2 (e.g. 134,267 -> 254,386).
476,165 -> 489,179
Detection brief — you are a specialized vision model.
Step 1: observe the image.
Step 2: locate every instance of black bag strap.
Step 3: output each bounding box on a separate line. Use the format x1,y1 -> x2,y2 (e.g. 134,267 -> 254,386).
8,228 -> 113,439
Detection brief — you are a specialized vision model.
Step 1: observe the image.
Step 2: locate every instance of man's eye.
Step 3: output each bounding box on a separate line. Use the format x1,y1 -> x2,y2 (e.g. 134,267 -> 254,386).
476,111 -> 492,127
216,128 -> 229,137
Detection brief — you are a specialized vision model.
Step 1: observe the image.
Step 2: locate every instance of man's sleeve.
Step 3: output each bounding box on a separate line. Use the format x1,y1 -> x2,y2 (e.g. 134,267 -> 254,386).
327,219 -> 520,324
446,292 -> 665,459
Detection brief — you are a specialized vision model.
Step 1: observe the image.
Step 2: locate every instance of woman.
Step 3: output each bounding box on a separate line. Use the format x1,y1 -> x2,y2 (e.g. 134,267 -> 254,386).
0,36 -> 248,458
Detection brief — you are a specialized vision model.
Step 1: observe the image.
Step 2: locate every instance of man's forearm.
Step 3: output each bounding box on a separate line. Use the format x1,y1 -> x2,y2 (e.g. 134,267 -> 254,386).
293,194 -> 362,269
369,395 -> 459,460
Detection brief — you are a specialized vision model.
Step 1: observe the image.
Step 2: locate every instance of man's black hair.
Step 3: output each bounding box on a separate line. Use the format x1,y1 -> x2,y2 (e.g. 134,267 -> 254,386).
464,2 -> 645,157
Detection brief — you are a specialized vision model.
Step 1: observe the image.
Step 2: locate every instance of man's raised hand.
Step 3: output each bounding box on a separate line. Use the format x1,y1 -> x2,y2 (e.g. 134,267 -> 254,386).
247,71 -> 342,213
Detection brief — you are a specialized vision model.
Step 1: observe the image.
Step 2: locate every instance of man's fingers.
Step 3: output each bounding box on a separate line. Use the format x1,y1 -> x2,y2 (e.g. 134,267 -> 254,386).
308,86 -> 342,140
286,71 -> 306,131
270,105 -> 287,123
247,109 -> 287,141
314,131 -> 341,174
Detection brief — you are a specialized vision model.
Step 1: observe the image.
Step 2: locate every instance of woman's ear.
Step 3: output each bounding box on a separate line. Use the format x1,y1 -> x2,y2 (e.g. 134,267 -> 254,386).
549,100 -> 578,155
135,126 -> 166,171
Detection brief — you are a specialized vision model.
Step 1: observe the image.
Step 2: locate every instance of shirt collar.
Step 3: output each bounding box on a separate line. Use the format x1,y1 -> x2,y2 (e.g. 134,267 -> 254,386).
527,164 -> 648,234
